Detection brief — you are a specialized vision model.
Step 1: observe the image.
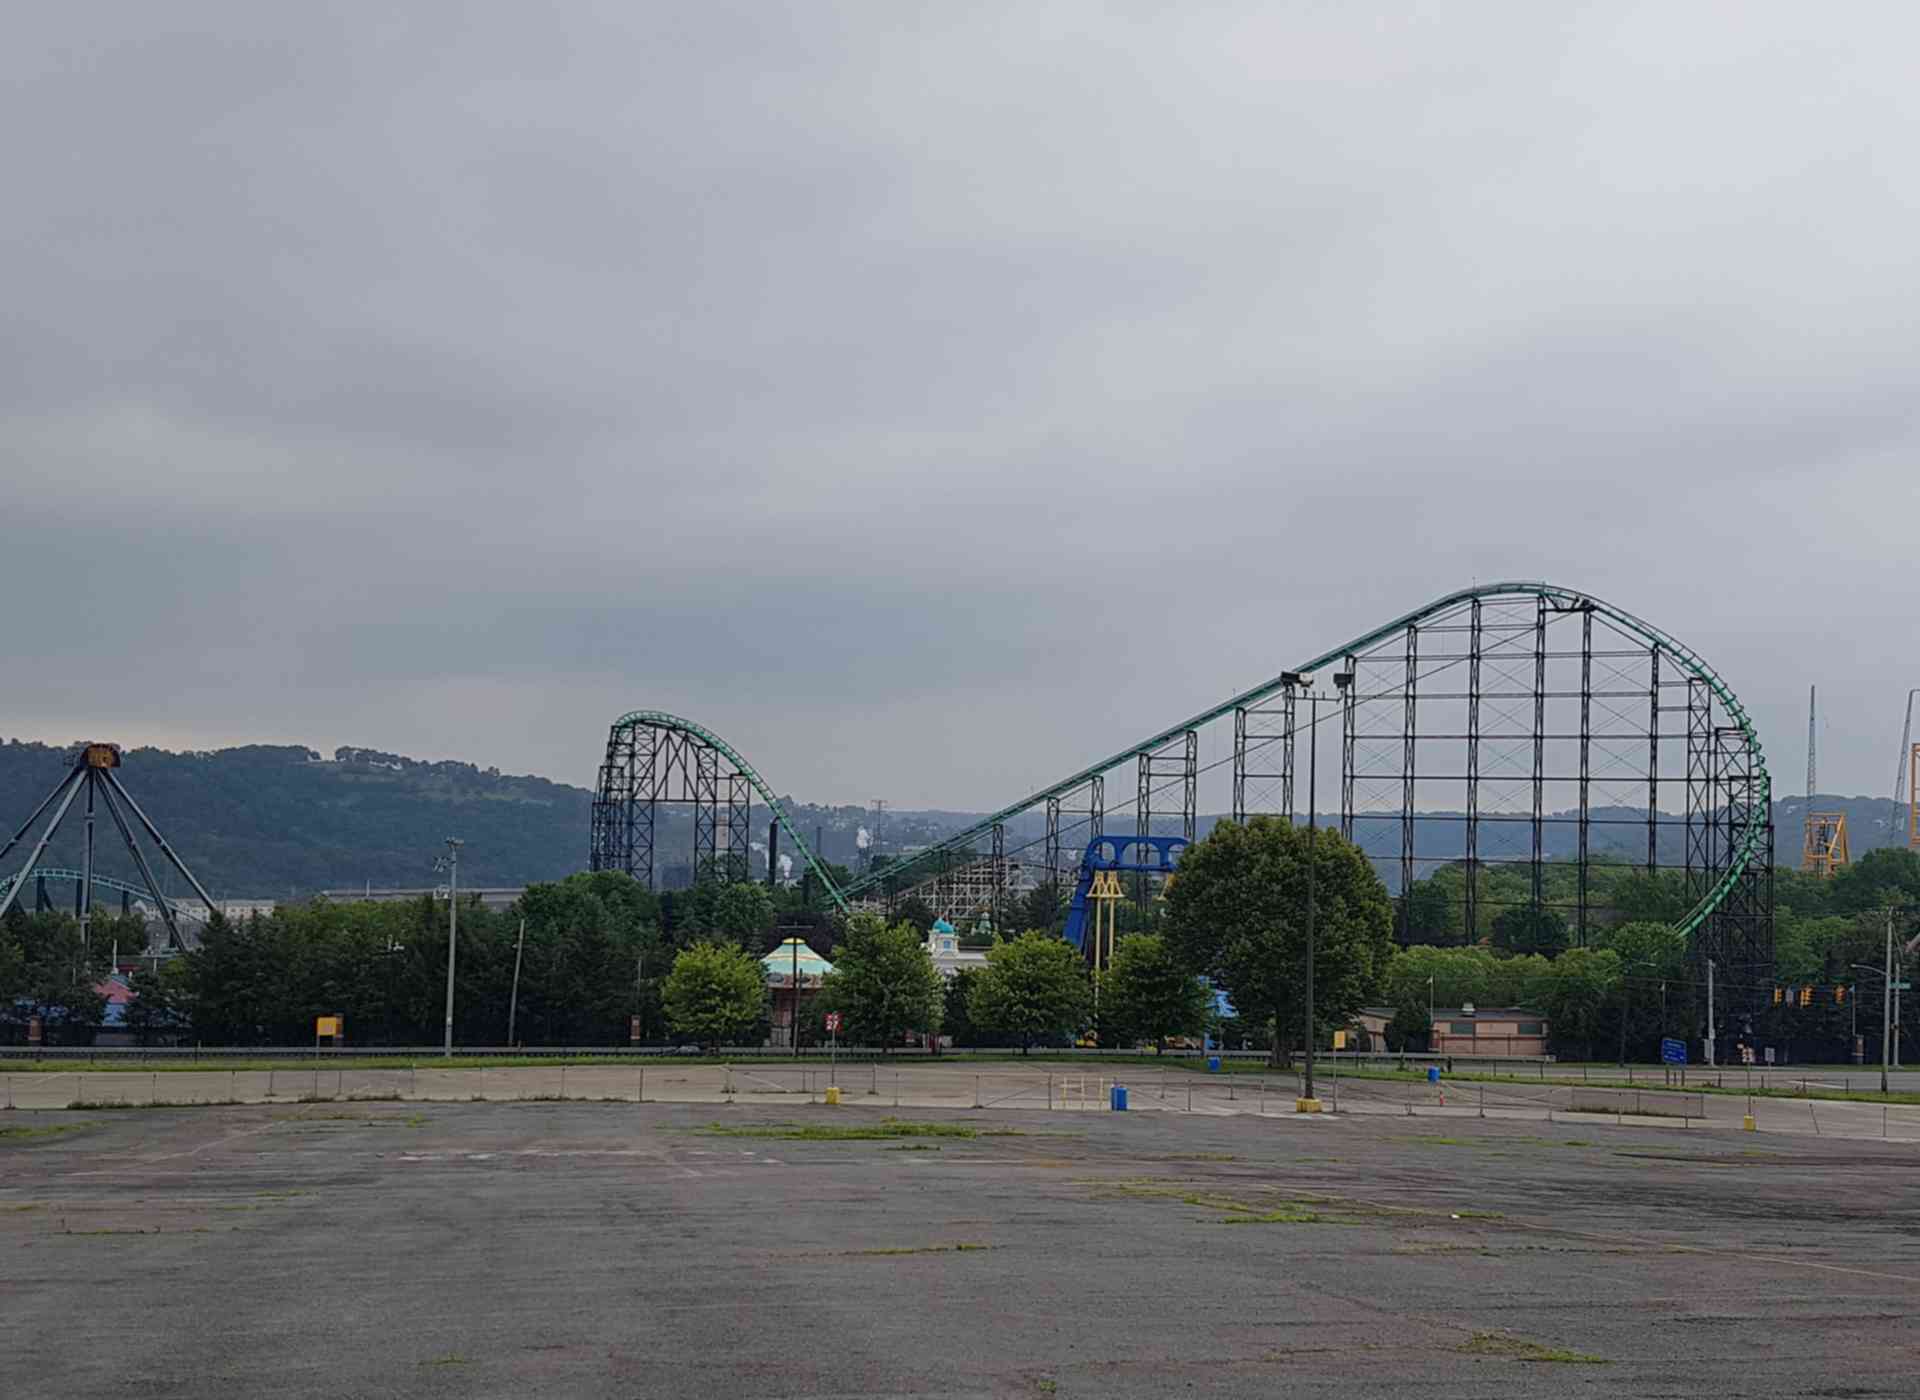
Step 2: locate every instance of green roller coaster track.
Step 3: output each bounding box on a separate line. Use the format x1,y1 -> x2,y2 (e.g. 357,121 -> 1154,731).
0,868 -> 201,919
610,581 -> 1768,942
828,580 -> 1769,941
605,711 -> 857,914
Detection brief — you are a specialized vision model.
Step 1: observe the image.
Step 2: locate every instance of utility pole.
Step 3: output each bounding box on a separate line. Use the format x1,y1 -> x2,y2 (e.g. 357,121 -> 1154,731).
1294,669 -> 1352,1110
1884,908 -> 1894,1096
442,837 -> 462,1058
1705,958 -> 1716,1068
506,916 -> 526,1048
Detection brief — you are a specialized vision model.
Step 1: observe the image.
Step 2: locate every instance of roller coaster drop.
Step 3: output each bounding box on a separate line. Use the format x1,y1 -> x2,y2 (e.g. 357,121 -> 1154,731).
590,581 -> 1775,1024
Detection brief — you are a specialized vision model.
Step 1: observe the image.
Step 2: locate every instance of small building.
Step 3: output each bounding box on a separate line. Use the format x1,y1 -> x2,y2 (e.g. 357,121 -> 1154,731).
1430,1004 -> 1549,1057
927,919 -> 988,979
1348,1005 -> 1550,1056
761,937 -> 833,1048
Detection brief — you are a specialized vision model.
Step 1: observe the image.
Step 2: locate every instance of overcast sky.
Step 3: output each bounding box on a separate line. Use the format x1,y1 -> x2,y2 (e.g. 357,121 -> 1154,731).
3,3 -> 1916,810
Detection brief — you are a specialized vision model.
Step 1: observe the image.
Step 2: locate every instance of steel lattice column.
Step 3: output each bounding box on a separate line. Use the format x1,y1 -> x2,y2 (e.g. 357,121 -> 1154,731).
1531,596 -> 1547,910
1577,608 -> 1593,943
1646,649 -> 1661,872
1684,677 -> 1713,905
1464,599 -> 1483,940
724,774 -> 752,882
1340,659 -> 1357,842
1400,625 -> 1419,943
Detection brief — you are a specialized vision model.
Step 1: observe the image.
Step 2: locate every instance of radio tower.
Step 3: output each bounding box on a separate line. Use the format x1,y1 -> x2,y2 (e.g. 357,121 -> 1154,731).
1802,685 -> 1849,877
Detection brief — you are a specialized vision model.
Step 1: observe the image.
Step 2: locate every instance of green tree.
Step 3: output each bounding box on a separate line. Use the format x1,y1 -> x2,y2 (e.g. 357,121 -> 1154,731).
1163,816 -> 1394,1067
1013,883 -> 1064,937
125,957 -> 193,1044
890,896 -> 938,934
1533,947 -> 1620,1060
1491,905 -> 1567,958
710,882 -> 775,949
1399,878 -> 1461,945
817,914 -> 944,1050
1829,848 -> 1920,916
1100,933 -> 1211,1050
943,967 -> 986,1047
661,941 -> 767,1051
969,931 -> 1091,1053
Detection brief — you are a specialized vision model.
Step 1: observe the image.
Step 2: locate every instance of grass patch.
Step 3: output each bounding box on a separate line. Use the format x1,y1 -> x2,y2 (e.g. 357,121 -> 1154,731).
884,1144 -> 942,1152
1457,1332 -> 1606,1364
842,1242 -> 993,1257
698,1118 -> 1014,1142
1218,1209 -> 1326,1225
1453,1210 -> 1505,1220
0,1120 -> 102,1143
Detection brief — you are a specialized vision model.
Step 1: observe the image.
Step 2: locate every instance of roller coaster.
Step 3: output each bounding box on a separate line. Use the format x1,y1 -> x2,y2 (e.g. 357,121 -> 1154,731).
590,581 -> 1774,1018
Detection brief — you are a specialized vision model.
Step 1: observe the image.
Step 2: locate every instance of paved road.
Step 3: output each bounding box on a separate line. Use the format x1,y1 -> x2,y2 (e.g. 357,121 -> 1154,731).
5,1101 -> 1920,1397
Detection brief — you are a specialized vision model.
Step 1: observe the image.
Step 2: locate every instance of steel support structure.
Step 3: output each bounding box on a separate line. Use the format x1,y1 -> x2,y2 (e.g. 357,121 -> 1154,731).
697,583 -> 1775,1001
1136,732 -> 1196,909
1684,676 -> 1713,905
1464,598 -> 1483,940
1232,693 -> 1296,825
1339,659 -> 1358,843
0,744 -> 215,952
1703,726 -> 1774,1035
1399,625 -> 1419,942
1530,597 -> 1548,911
1577,607 -> 1594,942
589,715 -> 769,894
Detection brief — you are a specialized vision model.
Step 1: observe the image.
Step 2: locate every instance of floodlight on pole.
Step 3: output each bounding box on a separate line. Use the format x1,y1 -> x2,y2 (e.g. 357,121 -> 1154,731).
440,838 -> 463,1058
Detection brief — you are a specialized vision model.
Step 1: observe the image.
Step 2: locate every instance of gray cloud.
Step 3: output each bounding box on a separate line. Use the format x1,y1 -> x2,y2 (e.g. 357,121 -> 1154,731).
3,2 -> 1917,810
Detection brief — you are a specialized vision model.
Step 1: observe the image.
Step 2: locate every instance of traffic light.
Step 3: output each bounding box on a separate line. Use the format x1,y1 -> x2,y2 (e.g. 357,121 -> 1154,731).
1836,986 -> 1847,1006
1799,986 -> 1813,1008
1773,986 -> 1784,1005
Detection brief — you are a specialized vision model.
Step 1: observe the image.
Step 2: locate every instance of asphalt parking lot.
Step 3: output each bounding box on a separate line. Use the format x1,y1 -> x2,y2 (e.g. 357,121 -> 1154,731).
5,1100 -> 1920,1398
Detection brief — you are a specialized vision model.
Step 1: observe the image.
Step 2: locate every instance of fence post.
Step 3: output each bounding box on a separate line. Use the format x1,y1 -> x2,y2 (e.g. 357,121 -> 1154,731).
974,1075 -> 981,1109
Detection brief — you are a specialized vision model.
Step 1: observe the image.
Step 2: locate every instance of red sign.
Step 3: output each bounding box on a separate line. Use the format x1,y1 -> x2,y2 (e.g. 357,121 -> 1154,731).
824,1012 -> 842,1034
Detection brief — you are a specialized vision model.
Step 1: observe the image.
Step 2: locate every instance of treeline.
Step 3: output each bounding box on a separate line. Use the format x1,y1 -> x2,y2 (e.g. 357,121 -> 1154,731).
0,869 -> 833,1047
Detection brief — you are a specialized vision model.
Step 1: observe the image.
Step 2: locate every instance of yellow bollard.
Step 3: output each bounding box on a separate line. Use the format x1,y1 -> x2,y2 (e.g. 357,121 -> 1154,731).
1742,1114 -> 1756,1132
1295,1098 -> 1323,1114
825,1086 -> 842,1106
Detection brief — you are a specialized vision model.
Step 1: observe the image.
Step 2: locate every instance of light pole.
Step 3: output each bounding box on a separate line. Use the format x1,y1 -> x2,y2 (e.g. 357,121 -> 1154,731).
1293,668 -> 1353,1108
441,837 -> 462,1058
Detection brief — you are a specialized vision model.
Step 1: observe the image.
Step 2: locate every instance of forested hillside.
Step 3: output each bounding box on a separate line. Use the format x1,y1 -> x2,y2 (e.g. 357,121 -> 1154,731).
0,740 -> 592,896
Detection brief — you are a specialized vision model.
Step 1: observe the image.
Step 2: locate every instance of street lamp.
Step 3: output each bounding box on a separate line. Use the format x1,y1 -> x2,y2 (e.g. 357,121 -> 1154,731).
1297,668 -> 1353,1108
437,837 -> 463,1057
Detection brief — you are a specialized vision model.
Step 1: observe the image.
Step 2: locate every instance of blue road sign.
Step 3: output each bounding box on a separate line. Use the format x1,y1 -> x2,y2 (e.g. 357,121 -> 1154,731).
1660,1037 -> 1687,1066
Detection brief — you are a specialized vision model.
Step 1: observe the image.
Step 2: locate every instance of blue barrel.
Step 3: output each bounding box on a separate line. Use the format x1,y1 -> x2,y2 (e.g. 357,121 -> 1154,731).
1110,1084 -> 1128,1112
1427,1066 -> 1440,1084
1207,1056 -> 1222,1073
